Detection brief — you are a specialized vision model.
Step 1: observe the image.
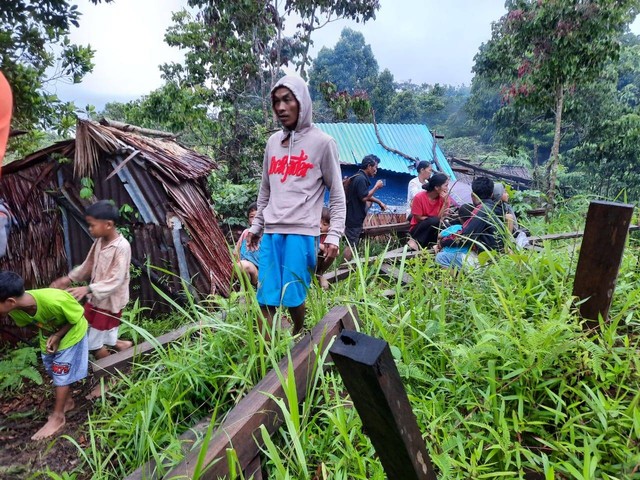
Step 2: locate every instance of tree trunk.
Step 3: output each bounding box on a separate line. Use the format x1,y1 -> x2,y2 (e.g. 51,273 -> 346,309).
545,83 -> 564,222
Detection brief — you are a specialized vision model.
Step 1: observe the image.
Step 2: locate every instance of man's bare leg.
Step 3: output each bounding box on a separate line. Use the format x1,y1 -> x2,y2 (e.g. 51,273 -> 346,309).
32,385 -> 70,440
259,306 -> 276,340
343,246 -> 353,262
93,346 -> 110,360
289,304 -> 306,335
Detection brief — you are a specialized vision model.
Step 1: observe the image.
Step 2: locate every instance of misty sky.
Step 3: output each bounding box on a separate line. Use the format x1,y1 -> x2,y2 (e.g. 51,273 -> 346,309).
52,0 -> 640,109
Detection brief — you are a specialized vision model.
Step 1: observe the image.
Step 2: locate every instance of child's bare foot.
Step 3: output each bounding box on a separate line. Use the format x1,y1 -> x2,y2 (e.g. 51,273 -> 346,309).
31,413 -> 66,440
115,339 -> 133,351
407,238 -> 420,251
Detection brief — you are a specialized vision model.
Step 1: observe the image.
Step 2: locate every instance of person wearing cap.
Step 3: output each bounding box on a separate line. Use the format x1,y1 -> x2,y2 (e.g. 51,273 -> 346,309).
344,154 -> 387,261
406,160 -> 433,216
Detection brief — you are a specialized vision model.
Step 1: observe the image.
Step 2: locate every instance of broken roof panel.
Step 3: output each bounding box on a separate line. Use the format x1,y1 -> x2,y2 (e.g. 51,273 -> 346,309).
316,123 -> 456,180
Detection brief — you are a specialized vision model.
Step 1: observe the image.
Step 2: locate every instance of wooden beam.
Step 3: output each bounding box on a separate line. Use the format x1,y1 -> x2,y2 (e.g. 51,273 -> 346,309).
448,156 -> 532,187
161,306 -> 359,480
91,323 -> 196,379
99,118 -> 177,138
572,200 -> 634,325
324,267 -> 351,284
329,330 -> 437,480
529,224 -> 639,245
380,263 -> 413,286
362,221 -> 411,237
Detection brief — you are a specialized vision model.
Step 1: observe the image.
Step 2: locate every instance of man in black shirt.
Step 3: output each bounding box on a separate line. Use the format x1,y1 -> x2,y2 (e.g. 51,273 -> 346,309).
344,155 -> 386,261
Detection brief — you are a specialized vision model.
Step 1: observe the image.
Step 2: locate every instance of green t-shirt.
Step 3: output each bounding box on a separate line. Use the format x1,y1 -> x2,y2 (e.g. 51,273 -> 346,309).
10,288 -> 88,353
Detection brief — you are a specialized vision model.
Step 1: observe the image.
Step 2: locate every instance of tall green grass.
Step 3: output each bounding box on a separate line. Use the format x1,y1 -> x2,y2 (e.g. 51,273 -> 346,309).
261,240 -> 640,478
56,208 -> 640,479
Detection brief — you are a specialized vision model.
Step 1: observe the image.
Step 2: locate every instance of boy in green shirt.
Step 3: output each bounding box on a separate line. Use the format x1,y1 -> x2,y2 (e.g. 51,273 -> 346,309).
0,271 -> 88,440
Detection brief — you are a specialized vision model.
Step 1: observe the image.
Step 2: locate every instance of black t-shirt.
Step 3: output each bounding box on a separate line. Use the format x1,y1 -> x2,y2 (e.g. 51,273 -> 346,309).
345,171 -> 370,228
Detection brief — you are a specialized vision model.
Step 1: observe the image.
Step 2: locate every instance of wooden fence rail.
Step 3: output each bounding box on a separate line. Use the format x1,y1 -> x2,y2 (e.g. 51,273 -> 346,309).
124,306 -> 358,480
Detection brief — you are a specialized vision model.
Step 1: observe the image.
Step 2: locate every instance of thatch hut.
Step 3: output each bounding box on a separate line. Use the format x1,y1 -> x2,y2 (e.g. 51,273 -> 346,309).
0,119 -> 233,342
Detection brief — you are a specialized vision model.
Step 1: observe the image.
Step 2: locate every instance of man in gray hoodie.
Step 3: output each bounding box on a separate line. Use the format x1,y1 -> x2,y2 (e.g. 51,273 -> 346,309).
246,75 -> 346,335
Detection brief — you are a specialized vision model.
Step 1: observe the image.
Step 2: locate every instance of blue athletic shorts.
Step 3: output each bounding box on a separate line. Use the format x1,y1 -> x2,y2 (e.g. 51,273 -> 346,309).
257,233 -> 317,308
41,334 -> 89,387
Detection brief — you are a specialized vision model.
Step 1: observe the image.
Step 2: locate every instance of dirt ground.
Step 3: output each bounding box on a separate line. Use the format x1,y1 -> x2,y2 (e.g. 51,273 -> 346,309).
0,374 -> 95,480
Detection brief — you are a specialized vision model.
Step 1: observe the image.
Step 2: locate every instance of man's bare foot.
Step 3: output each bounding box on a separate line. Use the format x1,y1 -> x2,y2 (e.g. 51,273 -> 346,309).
115,339 -> 133,351
316,274 -> 330,290
63,396 -> 75,413
407,238 -> 420,251
31,414 -> 66,440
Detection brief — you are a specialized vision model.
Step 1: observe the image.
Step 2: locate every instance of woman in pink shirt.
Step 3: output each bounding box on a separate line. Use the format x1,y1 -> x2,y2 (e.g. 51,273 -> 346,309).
408,173 -> 450,250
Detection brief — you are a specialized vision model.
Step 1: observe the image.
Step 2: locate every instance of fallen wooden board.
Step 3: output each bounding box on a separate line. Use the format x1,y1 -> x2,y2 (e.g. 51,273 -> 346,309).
324,267 -> 351,284
91,323 -> 198,379
324,248 -> 418,285
155,306 -> 358,480
379,263 -> 413,286
529,224 -> 639,245
362,221 -> 411,237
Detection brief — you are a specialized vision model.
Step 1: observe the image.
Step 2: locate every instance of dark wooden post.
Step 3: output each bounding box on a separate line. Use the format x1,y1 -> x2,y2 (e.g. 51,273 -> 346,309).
329,330 -> 437,480
572,200 -> 634,326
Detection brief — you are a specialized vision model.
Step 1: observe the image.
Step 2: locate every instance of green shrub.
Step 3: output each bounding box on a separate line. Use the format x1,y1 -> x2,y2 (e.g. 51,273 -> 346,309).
208,168 -> 259,228
0,346 -> 43,393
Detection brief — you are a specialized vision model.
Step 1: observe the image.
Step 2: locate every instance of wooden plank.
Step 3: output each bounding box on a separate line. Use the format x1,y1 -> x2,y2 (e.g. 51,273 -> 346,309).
91,323 -> 196,379
362,221 -> 411,237
529,224 -> 639,245
161,306 -> 359,480
243,455 -> 264,480
329,330 -> 437,480
572,201 -> 634,325
324,267 -> 351,284
380,263 -> 413,286
324,248 -> 418,286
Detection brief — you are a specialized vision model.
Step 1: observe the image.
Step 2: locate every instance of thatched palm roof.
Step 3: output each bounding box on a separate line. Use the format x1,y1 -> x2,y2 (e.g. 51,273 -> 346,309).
0,119 -> 233,336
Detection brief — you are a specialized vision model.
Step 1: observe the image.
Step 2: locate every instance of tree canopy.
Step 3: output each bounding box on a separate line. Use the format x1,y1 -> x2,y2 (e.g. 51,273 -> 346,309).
0,0 -> 111,157
472,0 -> 638,214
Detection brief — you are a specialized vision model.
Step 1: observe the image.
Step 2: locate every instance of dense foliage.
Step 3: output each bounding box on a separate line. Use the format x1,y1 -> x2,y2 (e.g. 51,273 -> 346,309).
47,202 -> 640,479
0,0 -> 110,158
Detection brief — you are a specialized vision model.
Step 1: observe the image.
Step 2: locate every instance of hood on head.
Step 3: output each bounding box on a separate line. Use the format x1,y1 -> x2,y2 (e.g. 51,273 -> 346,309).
271,75 -> 312,133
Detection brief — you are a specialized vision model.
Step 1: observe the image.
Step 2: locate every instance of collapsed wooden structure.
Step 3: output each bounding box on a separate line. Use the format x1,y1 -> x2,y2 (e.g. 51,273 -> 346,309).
0,119 -> 233,341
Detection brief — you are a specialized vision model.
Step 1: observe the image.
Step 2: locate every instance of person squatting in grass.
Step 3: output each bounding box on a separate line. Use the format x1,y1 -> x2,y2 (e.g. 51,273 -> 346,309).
437,176 -> 505,268
234,202 -> 261,286
408,172 -> 452,250
343,154 -> 387,262
245,75 -> 346,336
0,271 -> 89,440
315,207 -> 334,289
434,203 -> 476,269
51,200 -> 132,398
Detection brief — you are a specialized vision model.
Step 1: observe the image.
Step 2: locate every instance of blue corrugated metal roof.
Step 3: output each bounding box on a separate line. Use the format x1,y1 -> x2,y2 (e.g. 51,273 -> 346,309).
316,123 -> 456,180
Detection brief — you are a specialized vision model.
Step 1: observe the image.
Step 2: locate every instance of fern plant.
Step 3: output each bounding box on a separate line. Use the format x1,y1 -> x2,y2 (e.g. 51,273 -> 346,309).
0,346 -> 43,393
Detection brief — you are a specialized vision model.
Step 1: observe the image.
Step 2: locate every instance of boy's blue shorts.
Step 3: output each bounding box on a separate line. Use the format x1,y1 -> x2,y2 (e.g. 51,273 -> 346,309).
42,334 -> 89,387
257,233 -> 317,308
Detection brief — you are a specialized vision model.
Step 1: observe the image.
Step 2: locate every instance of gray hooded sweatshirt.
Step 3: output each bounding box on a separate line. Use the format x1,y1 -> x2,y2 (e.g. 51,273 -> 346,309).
249,76 -> 346,245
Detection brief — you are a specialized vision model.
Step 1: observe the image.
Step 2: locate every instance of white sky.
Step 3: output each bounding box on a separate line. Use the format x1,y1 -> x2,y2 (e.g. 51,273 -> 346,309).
53,0 -> 640,109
